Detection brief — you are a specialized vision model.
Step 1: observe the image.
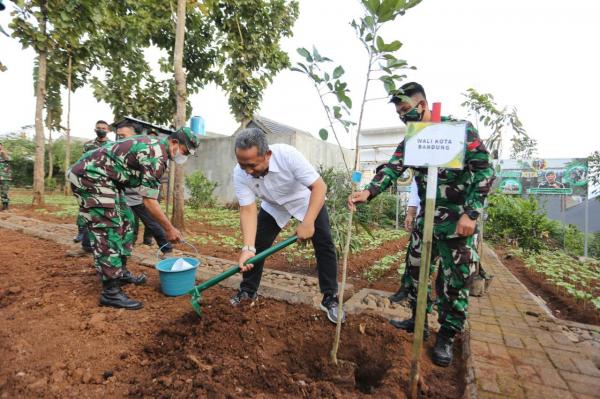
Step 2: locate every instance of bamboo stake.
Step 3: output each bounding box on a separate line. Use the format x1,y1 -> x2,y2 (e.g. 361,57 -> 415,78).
409,102 -> 442,398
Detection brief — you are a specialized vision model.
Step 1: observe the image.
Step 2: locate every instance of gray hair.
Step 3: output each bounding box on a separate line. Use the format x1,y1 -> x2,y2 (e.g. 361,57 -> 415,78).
235,128 -> 269,155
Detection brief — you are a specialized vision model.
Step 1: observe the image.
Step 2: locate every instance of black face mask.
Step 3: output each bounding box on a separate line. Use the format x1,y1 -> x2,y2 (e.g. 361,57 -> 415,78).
95,129 -> 107,138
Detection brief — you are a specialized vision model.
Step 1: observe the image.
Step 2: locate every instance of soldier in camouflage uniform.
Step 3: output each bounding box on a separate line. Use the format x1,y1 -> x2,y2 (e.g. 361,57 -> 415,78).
349,82 -> 495,367
115,121 -> 172,257
67,127 -> 199,309
73,120 -> 112,249
0,143 -> 12,211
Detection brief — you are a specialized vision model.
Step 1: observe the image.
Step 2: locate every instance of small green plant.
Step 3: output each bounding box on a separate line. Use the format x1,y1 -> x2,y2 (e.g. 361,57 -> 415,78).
510,247 -> 600,311
185,171 -> 218,209
363,249 -> 406,283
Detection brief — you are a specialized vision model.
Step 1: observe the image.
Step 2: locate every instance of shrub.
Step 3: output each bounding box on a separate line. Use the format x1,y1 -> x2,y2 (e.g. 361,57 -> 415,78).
185,171 -> 218,209
486,193 -> 555,252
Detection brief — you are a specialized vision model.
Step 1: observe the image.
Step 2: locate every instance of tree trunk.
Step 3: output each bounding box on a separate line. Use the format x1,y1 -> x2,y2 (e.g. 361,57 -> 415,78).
64,54 -> 72,195
32,0 -> 48,206
47,129 -> 53,179
171,0 -> 187,229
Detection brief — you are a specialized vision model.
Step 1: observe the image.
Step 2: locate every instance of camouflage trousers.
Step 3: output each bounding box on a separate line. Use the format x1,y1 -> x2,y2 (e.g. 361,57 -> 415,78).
71,186 -> 136,281
76,212 -> 86,228
403,226 -> 478,333
1,181 -> 9,207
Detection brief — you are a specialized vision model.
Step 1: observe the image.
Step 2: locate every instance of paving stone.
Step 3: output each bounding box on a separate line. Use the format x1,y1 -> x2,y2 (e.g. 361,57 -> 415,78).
521,383 -> 575,399
504,335 -> 525,349
534,365 -> 569,390
515,365 -> 542,384
545,349 -> 581,373
496,375 -> 526,398
572,357 -> 600,377
470,330 -> 504,344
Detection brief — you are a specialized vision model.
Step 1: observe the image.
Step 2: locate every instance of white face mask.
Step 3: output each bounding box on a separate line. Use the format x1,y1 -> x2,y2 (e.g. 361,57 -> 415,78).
173,147 -> 188,164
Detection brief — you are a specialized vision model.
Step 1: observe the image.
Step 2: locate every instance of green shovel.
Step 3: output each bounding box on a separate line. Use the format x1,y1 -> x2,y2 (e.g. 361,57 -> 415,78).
189,236 -> 298,316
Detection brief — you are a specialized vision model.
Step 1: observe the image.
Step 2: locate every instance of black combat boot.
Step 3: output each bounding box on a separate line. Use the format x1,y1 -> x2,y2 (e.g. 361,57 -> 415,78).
1,202 -> 8,211
432,326 -> 456,367
73,227 -> 84,243
119,256 -> 147,285
389,286 -> 409,303
389,303 -> 430,341
99,279 -> 143,310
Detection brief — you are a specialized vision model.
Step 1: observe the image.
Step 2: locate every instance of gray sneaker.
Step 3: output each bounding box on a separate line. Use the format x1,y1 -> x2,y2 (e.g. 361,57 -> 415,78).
320,294 -> 346,324
230,290 -> 258,306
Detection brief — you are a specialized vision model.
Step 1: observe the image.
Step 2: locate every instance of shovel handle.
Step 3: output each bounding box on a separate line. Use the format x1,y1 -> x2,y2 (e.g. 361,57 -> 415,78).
189,236 -> 297,294
244,235 -> 298,265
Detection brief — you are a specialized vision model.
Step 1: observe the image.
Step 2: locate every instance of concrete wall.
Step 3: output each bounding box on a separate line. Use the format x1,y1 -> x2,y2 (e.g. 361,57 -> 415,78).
532,195 -> 600,233
185,131 -> 353,204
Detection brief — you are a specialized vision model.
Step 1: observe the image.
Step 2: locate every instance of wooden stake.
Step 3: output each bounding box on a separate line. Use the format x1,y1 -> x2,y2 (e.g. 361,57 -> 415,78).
409,102 -> 442,398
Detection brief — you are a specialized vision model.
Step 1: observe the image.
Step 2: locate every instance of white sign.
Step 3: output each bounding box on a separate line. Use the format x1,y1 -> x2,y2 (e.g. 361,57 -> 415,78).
403,122 -> 467,169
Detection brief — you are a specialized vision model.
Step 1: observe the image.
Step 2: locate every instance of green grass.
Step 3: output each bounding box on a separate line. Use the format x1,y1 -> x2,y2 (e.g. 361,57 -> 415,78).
10,190 -> 79,218
184,206 -> 239,228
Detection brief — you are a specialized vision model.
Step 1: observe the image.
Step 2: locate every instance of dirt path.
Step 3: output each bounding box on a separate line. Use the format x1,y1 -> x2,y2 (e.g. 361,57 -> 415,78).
0,228 -> 464,398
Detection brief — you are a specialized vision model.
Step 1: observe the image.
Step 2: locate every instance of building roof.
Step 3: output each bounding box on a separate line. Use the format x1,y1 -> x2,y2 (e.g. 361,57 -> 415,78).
359,126 -> 405,136
247,115 -> 299,136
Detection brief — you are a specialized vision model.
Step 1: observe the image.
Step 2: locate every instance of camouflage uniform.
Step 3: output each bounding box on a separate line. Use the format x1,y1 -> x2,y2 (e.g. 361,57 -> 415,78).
76,138 -> 113,229
67,136 -> 169,281
366,117 -> 495,333
0,155 -> 11,210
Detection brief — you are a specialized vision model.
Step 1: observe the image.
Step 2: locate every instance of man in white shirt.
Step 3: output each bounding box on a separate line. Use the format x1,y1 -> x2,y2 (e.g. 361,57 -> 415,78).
231,128 -> 344,324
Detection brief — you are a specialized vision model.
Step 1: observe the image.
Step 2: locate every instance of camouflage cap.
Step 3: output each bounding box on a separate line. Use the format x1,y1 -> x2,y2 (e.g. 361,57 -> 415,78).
172,127 -> 200,155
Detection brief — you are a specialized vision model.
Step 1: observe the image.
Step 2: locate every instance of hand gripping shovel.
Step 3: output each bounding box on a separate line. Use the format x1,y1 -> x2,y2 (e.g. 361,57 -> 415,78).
189,236 -> 297,316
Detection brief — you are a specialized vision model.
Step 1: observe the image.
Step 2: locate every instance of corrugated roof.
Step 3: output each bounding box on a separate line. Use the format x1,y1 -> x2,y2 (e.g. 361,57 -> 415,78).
249,115 -> 298,135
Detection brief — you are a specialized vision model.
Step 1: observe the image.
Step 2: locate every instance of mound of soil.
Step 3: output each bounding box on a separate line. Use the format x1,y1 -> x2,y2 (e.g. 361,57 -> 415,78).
0,228 -> 464,398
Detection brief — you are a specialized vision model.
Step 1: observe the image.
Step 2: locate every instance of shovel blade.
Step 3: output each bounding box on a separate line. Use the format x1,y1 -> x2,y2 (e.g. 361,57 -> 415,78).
190,291 -> 202,316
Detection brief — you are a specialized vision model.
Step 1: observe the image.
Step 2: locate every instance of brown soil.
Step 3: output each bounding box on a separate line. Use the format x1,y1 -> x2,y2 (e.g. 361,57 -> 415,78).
10,204 -> 76,225
496,247 -> 599,325
9,199 -> 408,293
182,219 -> 408,293
0,228 -> 464,398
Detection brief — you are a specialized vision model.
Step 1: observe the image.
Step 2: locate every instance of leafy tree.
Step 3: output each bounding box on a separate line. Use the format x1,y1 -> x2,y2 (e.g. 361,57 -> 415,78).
293,47 -> 354,173
11,0 -> 99,203
461,88 -> 527,159
296,0 -> 421,366
209,0 -> 299,126
0,133 -> 36,187
10,0 -> 50,205
510,134 -> 538,160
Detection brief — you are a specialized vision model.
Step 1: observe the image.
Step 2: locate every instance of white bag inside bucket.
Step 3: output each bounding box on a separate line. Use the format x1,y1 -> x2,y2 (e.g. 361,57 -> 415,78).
171,258 -> 194,272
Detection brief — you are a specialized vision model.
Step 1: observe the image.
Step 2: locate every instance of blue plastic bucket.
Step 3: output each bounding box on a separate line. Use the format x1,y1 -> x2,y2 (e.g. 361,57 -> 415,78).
155,257 -> 201,296
190,115 -> 206,136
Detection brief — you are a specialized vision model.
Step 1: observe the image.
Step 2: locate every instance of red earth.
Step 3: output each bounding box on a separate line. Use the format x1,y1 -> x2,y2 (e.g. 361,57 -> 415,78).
0,227 -> 465,398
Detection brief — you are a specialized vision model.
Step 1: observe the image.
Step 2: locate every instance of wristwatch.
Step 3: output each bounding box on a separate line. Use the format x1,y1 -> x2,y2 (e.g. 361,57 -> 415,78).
465,209 -> 480,220
241,245 -> 256,254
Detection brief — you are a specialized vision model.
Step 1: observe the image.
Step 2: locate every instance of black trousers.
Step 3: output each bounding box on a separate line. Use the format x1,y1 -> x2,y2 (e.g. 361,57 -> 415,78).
240,207 -> 338,296
130,203 -> 172,252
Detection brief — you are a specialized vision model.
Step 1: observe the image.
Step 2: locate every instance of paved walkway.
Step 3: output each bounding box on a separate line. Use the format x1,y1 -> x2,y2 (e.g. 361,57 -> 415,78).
467,245 -> 600,398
